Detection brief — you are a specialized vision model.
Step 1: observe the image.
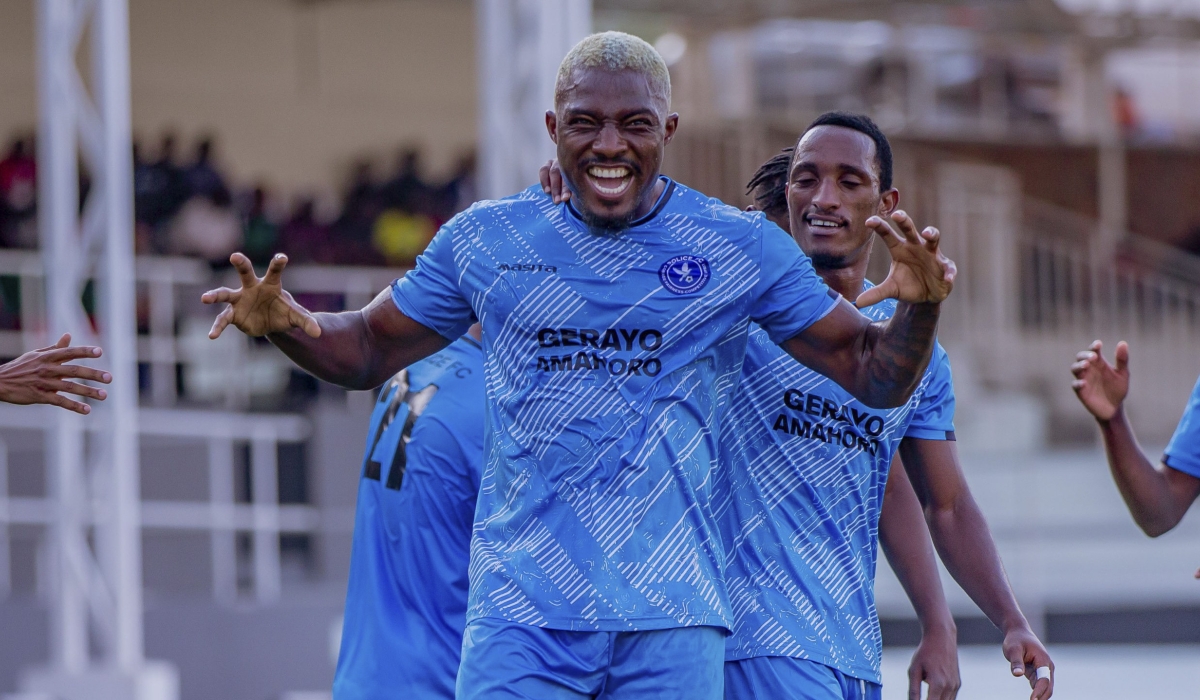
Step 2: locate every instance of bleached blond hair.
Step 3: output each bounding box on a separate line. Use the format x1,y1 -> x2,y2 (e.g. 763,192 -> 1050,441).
554,31 -> 672,113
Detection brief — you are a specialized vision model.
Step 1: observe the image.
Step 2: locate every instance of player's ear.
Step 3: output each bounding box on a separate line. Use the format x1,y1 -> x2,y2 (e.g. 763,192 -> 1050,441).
879,188 -> 899,216
663,113 -> 679,145
545,110 -> 559,144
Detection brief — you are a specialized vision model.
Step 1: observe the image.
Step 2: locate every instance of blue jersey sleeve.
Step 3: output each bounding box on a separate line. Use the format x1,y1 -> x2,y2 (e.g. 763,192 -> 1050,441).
390,223 -> 475,340
1163,374 -> 1200,479
749,219 -> 840,344
905,345 -> 956,441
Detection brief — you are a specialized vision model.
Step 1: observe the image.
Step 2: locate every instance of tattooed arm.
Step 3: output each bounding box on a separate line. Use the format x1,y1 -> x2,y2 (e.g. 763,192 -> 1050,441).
779,210 -> 954,409
780,298 -> 940,409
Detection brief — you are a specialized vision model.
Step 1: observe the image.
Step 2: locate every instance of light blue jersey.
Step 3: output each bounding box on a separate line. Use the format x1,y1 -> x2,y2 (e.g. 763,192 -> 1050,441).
1164,374 -> 1200,479
391,180 -> 838,632
719,288 -> 955,685
334,337 -> 485,700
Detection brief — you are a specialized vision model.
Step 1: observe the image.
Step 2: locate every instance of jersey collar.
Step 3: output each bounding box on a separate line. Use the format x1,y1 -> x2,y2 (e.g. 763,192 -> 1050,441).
563,176 -> 675,229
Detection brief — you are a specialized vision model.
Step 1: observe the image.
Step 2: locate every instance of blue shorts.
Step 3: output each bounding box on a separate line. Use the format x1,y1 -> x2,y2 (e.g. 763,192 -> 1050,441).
724,657 -> 881,700
456,618 -> 725,699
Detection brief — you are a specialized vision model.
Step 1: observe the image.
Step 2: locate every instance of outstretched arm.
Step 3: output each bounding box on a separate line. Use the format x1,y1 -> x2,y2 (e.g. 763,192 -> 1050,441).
203,253 -> 451,390
898,437 -> 1053,700
1071,340 -> 1200,536
781,211 -> 955,408
878,457 -> 960,700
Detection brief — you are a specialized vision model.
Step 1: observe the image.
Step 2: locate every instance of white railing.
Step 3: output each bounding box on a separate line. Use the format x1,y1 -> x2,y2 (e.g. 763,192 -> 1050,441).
0,250 -> 404,409
0,250 -> 391,606
0,403 -> 359,604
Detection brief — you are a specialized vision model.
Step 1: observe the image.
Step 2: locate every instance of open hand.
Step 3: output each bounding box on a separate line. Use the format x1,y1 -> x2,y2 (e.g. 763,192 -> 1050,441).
539,159 -> 571,204
1070,340 -> 1129,422
201,252 -> 321,340
856,211 -> 956,308
0,333 -> 111,414
908,628 -> 961,700
1003,626 -> 1054,700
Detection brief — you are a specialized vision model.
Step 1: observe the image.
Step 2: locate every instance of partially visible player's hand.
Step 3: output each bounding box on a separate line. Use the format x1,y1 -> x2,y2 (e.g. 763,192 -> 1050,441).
201,252 -> 321,340
907,627 -> 960,700
0,333 -> 111,414
1002,626 -> 1054,700
538,159 -> 571,204
855,211 -> 956,308
1070,340 -> 1129,422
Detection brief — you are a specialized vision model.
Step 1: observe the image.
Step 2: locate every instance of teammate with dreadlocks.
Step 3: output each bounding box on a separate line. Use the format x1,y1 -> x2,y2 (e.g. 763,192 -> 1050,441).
723,112 -> 1053,700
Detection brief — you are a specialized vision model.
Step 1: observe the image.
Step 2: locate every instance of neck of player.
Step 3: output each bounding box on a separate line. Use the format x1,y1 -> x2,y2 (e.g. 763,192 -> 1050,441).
812,250 -> 871,302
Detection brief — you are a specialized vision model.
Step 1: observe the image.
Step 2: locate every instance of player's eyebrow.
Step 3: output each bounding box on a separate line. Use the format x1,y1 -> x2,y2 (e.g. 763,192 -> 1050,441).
789,159 -> 872,183
562,105 -> 660,122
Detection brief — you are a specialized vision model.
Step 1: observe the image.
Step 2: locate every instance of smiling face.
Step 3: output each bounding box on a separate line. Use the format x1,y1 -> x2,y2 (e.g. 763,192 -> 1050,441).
786,125 -> 898,268
547,68 -> 678,231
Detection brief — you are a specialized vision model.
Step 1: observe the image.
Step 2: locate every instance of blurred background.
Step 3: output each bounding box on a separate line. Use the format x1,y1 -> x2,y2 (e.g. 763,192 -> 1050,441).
0,0 -> 1198,698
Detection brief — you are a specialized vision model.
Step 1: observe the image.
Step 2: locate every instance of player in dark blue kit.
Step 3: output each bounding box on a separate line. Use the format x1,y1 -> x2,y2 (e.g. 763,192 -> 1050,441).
725,114 -> 1053,700
203,32 -> 956,699
1071,341 -> 1200,575
333,326 -> 484,699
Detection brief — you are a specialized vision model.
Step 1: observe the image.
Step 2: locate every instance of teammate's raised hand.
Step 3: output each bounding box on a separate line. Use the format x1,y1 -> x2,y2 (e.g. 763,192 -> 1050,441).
1003,627 -> 1054,700
1070,340 -> 1129,422
0,333 -> 111,414
539,159 -> 571,204
201,253 -> 321,340
855,211 -> 956,309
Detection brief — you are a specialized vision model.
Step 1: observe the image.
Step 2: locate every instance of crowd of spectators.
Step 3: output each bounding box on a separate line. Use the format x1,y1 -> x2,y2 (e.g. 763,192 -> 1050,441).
0,132 -> 477,270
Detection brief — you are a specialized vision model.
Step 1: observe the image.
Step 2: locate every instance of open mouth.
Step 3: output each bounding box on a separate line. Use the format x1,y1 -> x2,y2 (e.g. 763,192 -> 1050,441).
804,214 -> 846,233
586,164 -> 634,198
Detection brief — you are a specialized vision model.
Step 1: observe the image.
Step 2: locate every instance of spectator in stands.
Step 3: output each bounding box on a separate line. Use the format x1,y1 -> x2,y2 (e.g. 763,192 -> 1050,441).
0,136 -> 38,249
242,185 -> 281,266
182,137 -> 231,203
164,137 -> 239,264
134,132 -> 188,251
333,162 -> 385,266
166,187 -> 241,265
279,197 -> 333,264
440,151 -> 477,220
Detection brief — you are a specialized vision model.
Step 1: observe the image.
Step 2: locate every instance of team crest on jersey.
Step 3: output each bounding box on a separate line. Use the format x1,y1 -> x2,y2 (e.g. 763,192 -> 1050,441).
658,255 -> 711,295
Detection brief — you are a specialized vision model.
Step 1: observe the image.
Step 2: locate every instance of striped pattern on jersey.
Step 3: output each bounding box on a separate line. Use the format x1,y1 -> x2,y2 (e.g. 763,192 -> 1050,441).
392,181 -> 836,632
719,295 -> 955,684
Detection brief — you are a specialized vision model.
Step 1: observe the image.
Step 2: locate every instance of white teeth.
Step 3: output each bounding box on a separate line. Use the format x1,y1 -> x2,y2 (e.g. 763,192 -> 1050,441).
592,179 -> 631,196
809,219 -> 840,228
588,166 -> 630,179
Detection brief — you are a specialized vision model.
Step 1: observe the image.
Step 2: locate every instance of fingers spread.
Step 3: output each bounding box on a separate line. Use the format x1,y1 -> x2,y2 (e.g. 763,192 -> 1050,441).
262,253 -> 289,287
890,210 -> 922,244
921,226 -> 942,252
46,345 -> 104,364
230,253 -> 259,287
52,364 -> 113,384
55,333 -> 71,349
294,308 -> 322,339
855,278 -> 896,308
1115,340 -> 1130,371
53,379 -> 108,401
47,392 -> 91,415
201,287 -> 240,305
866,215 -> 905,248
209,307 -> 234,340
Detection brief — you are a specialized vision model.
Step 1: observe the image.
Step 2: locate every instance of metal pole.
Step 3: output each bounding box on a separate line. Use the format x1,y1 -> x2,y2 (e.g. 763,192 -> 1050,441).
92,0 -> 144,671
37,0 -> 90,673
475,0 -> 591,200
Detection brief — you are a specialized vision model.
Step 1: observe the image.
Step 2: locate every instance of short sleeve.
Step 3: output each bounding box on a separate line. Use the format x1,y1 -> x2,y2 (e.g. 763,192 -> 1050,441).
749,219 -> 840,344
390,224 -> 475,340
1163,374 -> 1200,479
905,345 -> 956,441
